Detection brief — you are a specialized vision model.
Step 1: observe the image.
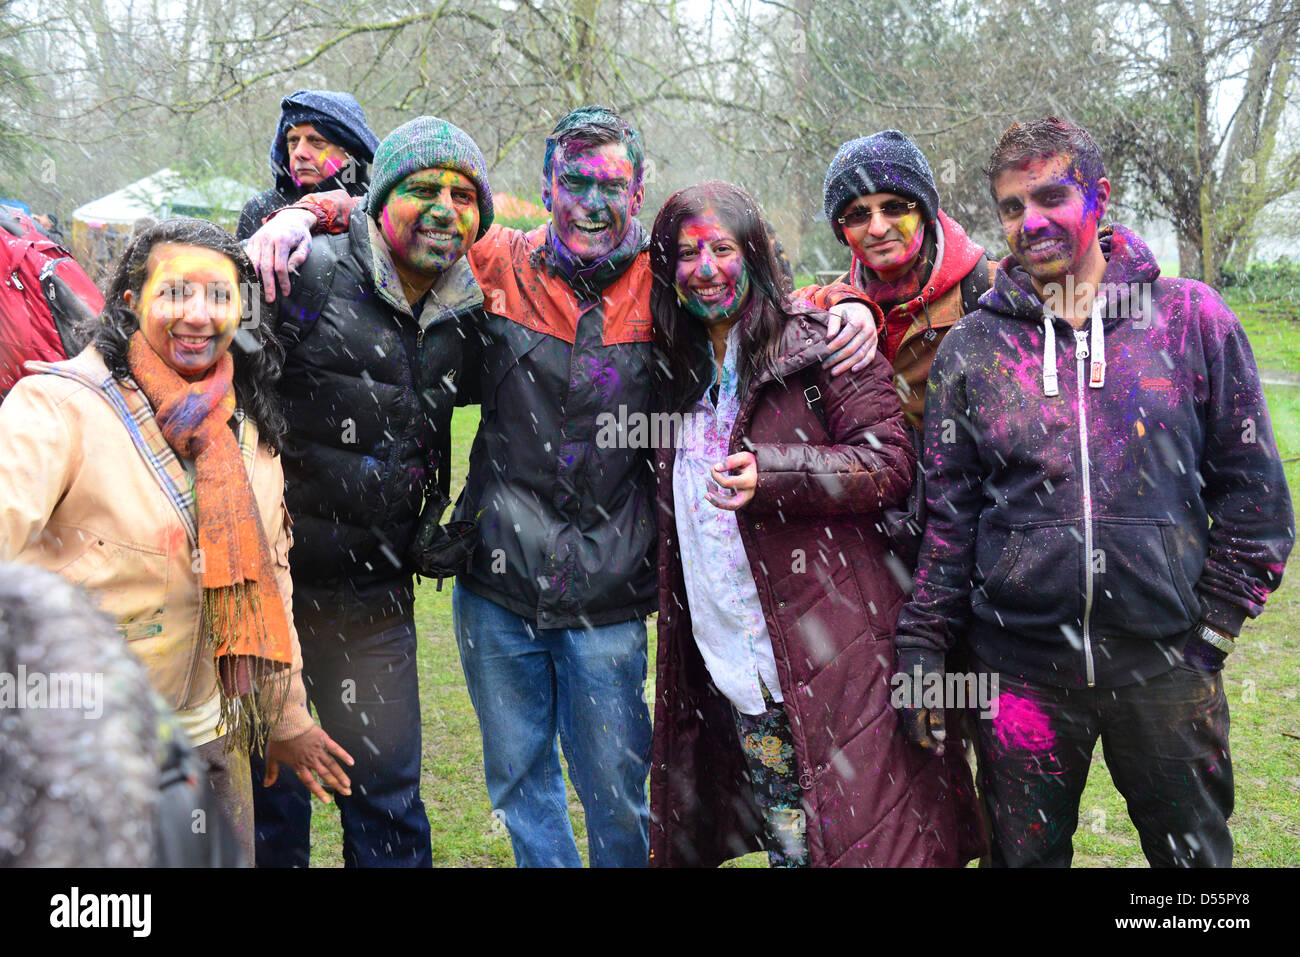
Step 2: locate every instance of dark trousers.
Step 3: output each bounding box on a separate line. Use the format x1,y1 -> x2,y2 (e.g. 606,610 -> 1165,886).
249,606 -> 432,867
977,662 -> 1233,868
196,734 -> 253,867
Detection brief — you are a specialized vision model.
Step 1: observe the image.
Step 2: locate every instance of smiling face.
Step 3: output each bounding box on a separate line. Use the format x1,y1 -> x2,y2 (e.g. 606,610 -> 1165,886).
993,152 -> 1110,293
545,140 -> 643,261
285,123 -> 351,188
674,209 -> 751,324
379,167 -> 480,288
124,244 -> 242,380
841,190 -> 925,281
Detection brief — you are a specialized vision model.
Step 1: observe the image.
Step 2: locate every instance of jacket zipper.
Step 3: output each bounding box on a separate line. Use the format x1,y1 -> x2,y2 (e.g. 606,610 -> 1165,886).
1074,328 -> 1096,687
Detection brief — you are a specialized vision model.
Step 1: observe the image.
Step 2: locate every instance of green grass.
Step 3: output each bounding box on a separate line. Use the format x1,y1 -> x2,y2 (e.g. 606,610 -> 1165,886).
305,301 -> 1300,868
1229,291 -> 1300,374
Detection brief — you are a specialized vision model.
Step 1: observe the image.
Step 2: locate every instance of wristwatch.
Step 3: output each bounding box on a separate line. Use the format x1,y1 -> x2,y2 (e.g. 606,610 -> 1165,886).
1195,622 -> 1237,656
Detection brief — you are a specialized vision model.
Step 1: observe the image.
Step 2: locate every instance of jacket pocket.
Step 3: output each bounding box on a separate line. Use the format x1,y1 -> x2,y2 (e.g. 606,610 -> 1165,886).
56,534 -> 117,583
973,519 -> 1082,626
973,526 -> 1025,602
1089,517 -> 1202,637
480,320 -> 546,417
59,535 -> 170,641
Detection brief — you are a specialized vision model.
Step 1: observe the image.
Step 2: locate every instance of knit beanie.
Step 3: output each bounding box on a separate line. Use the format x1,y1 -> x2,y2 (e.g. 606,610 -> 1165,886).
823,130 -> 939,245
366,116 -> 494,238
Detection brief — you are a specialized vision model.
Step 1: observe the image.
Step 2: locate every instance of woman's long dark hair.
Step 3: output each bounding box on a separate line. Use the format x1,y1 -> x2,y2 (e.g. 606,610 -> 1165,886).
92,217 -> 288,452
650,180 -> 792,413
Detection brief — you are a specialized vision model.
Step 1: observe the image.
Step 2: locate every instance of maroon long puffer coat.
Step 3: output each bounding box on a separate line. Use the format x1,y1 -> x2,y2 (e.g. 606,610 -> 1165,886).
649,304 -> 984,867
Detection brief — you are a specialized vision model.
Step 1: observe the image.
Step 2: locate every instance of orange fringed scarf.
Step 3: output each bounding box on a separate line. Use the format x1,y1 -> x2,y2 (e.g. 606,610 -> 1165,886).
127,332 -> 292,750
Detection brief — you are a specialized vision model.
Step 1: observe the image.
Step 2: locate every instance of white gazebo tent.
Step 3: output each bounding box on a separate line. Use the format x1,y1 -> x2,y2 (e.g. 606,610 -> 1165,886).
70,168 -> 187,283
72,168 -> 186,229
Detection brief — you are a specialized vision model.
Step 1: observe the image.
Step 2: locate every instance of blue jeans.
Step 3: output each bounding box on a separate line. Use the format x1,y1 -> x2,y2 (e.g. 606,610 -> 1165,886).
453,585 -> 652,867
249,606 -> 432,867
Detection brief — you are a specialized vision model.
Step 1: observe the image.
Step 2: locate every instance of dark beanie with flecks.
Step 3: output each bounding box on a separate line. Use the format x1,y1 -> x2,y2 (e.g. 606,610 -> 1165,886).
823,130 -> 939,245
366,116 -> 494,238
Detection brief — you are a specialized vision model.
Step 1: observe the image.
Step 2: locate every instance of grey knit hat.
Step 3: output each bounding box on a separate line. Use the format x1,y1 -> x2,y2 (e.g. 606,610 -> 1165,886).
366,116 -> 494,237
822,130 -> 939,246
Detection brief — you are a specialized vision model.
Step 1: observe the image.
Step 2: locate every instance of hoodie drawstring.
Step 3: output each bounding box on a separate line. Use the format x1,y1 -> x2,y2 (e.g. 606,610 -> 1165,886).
1088,298 -> 1105,388
1042,310 -> 1059,396
1043,300 -> 1106,396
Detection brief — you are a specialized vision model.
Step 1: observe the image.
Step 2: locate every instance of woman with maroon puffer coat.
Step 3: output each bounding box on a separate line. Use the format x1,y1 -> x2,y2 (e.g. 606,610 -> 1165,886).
646,180 -> 983,867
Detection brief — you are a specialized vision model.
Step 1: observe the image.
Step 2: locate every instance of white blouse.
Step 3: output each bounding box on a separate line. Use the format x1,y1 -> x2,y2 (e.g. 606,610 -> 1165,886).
672,325 -> 783,716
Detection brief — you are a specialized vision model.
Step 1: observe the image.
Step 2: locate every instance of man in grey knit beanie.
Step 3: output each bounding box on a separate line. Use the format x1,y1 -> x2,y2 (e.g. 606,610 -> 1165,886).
240,114 -> 494,868
366,115 -> 494,235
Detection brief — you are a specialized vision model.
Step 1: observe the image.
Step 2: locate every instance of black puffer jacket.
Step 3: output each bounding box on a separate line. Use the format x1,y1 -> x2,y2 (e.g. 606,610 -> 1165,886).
275,210 -> 479,617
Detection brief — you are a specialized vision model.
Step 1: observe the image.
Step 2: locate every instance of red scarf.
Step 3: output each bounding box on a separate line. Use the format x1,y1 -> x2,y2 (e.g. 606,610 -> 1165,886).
127,332 -> 292,749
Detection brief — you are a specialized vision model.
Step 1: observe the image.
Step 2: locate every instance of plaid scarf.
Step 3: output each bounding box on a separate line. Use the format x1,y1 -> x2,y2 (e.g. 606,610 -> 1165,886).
126,332 -> 292,751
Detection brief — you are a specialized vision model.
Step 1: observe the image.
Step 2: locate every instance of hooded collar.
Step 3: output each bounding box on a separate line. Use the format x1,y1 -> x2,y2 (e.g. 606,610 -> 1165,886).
982,224 -> 1160,399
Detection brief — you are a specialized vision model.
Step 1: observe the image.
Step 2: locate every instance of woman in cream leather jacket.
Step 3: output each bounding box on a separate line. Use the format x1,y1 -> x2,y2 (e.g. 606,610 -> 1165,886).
0,217 -> 353,864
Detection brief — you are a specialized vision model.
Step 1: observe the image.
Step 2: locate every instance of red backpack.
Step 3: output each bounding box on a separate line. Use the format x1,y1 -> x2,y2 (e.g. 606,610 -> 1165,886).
1,207 -> 105,399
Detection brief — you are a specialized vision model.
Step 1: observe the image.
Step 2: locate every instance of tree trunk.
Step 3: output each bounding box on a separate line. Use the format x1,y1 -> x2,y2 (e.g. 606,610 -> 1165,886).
569,0 -> 602,103
1177,232 -> 1202,281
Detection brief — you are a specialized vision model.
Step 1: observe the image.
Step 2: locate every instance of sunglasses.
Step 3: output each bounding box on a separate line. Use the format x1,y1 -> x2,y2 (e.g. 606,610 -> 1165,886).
837,200 -> 918,229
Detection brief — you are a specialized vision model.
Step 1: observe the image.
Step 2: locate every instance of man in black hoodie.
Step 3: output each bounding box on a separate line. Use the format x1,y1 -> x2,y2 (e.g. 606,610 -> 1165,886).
236,90 -> 379,241
894,117 -> 1293,867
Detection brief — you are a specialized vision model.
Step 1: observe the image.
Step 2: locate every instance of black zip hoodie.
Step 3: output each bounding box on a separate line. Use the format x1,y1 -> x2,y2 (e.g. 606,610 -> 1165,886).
895,225 -> 1293,689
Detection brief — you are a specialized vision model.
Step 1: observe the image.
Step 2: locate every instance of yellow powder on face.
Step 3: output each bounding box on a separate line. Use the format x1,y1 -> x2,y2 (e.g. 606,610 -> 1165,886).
139,245 -> 242,336
894,211 -> 921,246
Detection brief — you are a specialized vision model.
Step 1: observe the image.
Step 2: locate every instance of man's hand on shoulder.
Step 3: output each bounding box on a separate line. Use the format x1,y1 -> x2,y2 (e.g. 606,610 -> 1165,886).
822,300 -> 879,375
245,207 -> 316,302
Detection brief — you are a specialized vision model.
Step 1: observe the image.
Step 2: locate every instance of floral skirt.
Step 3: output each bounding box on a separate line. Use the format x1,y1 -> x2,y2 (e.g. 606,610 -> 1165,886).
732,684 -> 808,868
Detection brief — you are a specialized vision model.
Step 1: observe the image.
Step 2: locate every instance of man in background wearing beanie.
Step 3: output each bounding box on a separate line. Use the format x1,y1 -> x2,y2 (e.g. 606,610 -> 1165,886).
236,90 -> 379,241
797,131 -> 995,859
798,129 -> 995,433
247,116 -> 492,867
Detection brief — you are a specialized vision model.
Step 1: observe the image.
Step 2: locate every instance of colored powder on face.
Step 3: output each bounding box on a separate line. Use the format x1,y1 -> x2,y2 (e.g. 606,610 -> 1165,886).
549,142 -> 637,259
892,211 -> 923,255
991,690 -> 1056,752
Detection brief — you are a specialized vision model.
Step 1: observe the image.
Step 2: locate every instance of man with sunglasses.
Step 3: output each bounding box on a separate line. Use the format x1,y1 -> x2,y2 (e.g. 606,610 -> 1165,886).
798,132 -> 996,860
799,130 -> 995,432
